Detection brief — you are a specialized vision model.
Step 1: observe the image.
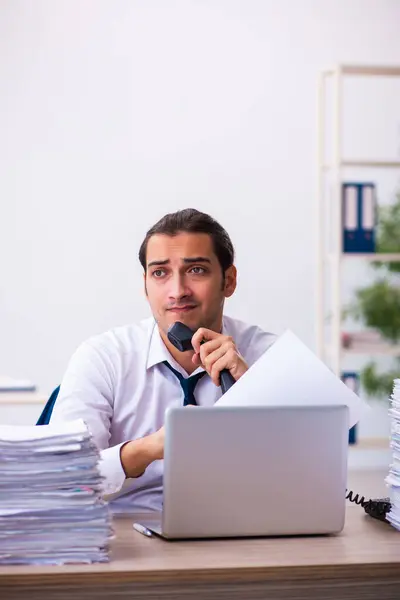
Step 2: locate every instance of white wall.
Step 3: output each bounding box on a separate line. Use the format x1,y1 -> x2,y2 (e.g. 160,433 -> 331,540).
1,0 -> 400,400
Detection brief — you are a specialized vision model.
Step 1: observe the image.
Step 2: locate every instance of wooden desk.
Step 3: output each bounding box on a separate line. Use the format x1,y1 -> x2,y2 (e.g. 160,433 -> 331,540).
1,505 -> 399,600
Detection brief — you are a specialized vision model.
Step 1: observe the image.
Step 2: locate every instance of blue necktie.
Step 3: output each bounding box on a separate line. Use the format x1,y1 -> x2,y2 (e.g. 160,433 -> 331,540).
163,361 -> 206,406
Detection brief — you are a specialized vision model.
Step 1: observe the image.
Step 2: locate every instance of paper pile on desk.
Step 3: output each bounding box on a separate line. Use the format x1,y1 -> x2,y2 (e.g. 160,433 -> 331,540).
216,329 -> 368,429
386,379 -> 400,531
0,419 -> 112,564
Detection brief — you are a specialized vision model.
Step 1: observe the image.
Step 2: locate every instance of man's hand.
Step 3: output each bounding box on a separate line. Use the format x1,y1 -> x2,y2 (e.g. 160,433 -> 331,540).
191,328 -> 248,386
120,426 -> 165,479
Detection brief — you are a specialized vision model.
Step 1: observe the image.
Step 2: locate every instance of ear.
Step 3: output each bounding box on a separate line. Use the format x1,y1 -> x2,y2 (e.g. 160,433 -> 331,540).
223,265 -> 237,298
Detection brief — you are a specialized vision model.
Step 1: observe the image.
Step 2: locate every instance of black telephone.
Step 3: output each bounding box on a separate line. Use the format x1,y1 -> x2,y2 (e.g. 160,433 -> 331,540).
346,490 -> 391,522
168,321 -> 392,523
167,321 -> 235,394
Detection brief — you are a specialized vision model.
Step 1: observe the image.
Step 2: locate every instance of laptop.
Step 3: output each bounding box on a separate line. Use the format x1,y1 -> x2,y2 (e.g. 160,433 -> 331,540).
135,404 -> 349,539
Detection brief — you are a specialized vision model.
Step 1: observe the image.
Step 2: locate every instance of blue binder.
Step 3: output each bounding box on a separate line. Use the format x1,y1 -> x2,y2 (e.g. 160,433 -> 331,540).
342,183 -> 376,253
341,371 -> 359,444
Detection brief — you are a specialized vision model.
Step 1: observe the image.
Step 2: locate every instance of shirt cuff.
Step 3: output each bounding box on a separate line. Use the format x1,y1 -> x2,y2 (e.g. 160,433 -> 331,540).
99,442 -> 127,498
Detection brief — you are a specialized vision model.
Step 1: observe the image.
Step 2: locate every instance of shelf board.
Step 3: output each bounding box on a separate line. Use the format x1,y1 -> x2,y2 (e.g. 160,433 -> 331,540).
327,252 -> 400,262
322,160 -> 400,169
326,342 -> 400,357
342,65 -> 400,77
343,343 -> 400,357
343,159 -> 400,168
343,252 -> 400,262
323,65 -> 400,77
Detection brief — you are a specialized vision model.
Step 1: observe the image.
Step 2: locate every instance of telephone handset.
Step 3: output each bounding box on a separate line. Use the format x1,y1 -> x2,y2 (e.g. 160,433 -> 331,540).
167,322 -> 392,523
167,321 -> 235,394
346,490 -> 391,522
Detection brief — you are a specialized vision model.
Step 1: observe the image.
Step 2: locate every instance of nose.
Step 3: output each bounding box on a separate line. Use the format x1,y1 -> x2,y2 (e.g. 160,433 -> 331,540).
168,272 -> 191,302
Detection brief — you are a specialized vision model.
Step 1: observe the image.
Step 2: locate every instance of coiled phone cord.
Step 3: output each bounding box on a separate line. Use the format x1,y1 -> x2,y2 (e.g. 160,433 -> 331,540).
346,489 -> 369,507
346,489 -> 391,521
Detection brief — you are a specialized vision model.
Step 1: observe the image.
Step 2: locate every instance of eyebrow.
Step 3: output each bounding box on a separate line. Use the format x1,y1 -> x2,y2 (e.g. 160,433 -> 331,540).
147,259 -> 170,268
183,257 -> 211,265
147,257 -> 212,268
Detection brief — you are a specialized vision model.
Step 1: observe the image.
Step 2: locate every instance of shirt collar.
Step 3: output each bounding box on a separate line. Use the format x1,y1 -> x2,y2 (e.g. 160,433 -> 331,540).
146,320 -> 173,370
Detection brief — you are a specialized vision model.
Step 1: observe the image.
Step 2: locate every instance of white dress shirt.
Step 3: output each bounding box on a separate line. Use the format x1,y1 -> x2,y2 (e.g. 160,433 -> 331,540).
50,315 -> 276,513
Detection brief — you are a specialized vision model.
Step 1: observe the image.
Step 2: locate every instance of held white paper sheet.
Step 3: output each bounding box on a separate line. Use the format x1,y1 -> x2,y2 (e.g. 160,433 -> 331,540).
216,329 -> 368,429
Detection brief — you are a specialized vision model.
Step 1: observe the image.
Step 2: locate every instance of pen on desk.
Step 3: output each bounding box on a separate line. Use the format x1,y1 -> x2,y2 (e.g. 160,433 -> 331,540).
133,523 -> 153,537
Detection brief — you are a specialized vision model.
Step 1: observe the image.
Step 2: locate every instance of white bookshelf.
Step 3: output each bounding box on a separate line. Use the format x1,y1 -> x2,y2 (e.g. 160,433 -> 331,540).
316,64 -> 400,377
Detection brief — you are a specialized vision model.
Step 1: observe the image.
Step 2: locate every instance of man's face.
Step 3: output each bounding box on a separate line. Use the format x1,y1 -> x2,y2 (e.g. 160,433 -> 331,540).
144,232 -> 236,335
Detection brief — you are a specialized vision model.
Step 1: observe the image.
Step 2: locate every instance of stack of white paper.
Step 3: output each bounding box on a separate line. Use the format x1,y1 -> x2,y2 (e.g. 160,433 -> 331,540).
0,419 -> 112,564
386,379 -> 400,531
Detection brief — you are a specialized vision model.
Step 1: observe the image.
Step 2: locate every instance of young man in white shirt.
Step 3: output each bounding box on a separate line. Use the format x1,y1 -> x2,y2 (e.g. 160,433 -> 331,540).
51,209 -> 276,512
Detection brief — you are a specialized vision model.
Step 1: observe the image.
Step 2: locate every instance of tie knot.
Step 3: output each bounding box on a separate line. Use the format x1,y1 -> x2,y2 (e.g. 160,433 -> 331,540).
181,371 -> 206,394
163,361 -> 206,406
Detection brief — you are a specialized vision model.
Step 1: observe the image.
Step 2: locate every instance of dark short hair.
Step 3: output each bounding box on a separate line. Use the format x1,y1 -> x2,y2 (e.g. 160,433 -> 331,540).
138,208 -> 235,273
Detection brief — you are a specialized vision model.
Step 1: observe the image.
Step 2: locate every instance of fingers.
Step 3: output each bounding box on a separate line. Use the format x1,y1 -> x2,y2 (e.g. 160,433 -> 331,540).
208,347 -> 239,386
201,342 -> 232,381
191,327 -> 219,354
199,337 -> 226,363
190,329 -> 249,384
192,352 -> 202,366
192,333 -> 233,367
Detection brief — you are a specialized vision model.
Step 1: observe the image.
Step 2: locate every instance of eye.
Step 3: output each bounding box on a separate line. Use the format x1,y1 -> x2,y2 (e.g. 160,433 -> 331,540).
152,269 -> 166,278
189,266 -> 206,275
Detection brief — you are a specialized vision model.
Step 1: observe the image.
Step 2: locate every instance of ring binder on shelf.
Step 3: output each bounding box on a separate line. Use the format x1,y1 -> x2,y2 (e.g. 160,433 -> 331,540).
342,182 -> 376,253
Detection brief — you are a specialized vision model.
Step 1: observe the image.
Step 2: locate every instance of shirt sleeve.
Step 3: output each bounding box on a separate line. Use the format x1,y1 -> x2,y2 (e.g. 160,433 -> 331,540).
50,340 -> 127,497
241,327 -> 277,367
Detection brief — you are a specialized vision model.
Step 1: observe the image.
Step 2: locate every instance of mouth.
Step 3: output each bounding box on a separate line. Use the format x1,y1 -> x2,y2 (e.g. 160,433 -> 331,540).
167,305 -> 197,314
